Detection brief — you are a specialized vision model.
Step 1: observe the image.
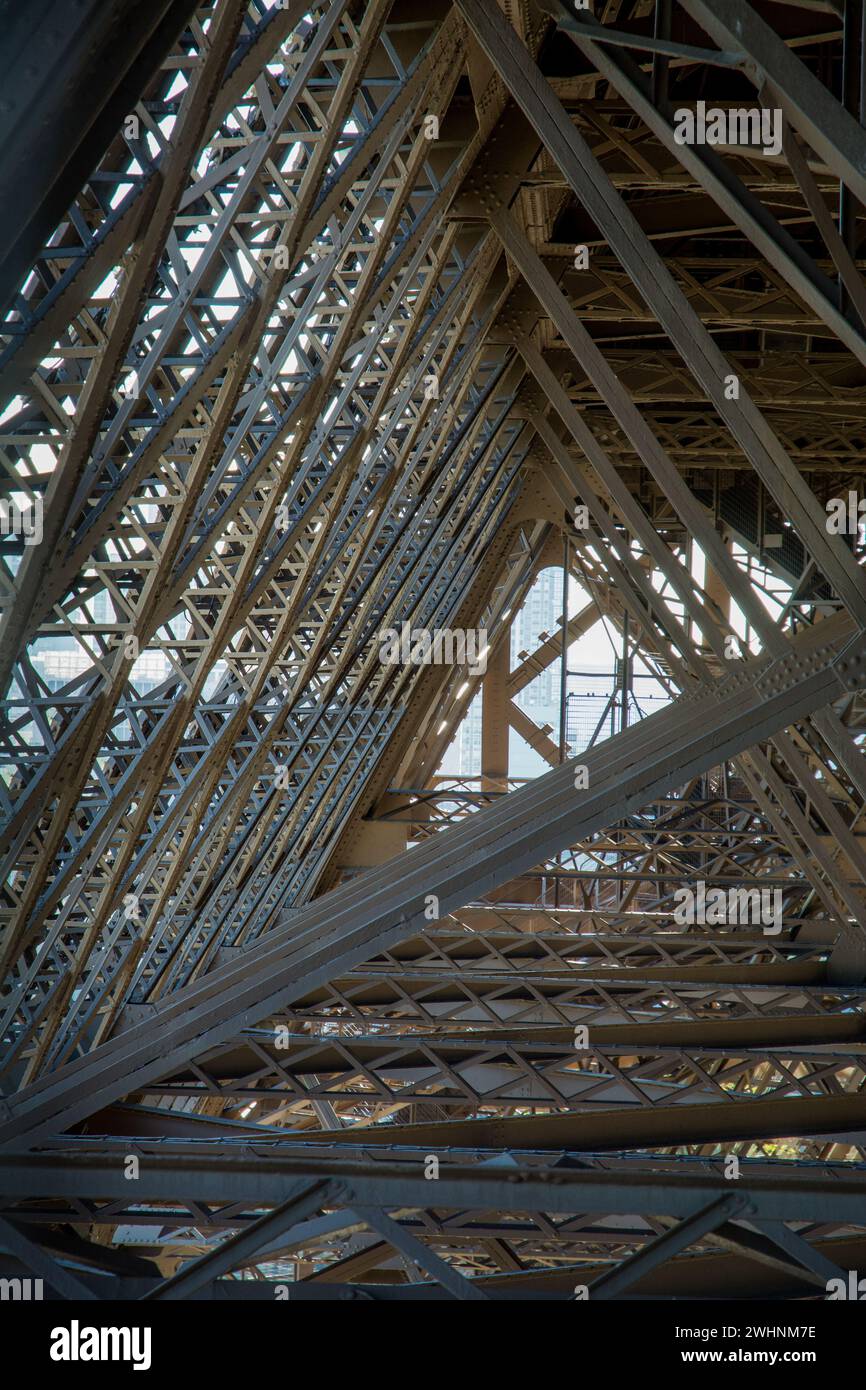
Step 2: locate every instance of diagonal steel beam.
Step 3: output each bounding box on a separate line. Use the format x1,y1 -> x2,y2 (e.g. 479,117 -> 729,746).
677,0 -> 866,207
140,1178 -> 339,1300
0,611 -> 861,1150
538,0 -> 866,366
746,1219 -> 849,1286
352,1205 -> 491,1301
0,0 -> 199,316
454,0 -> 866,627
0,0 -> 250,701
587,1194 -> 749,1300
0,1214 -> 98,1301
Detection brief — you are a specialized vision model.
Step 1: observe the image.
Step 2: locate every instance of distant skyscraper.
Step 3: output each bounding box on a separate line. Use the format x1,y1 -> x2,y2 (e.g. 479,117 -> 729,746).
440,567 -> 668,779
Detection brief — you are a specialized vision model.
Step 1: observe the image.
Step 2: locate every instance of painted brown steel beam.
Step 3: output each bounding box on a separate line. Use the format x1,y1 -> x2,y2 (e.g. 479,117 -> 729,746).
507,601 -> 596,696
481,629 -> 510,788
308,1089 -> 866,1153
678,0 -> 866,206
454,0 -> 866,627
537,0 -> 866,366
508,700 -> 561,765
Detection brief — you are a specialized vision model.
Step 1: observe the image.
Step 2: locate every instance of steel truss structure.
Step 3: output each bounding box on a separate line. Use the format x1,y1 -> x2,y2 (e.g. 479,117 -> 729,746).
2,0 -> 866,1302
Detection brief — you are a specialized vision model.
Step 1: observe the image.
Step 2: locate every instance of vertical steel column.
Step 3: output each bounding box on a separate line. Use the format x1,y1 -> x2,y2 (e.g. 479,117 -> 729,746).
482,627 -> 510,791
558,534 -> 570,764
840,0 -> 864,314
651,0 -> 672,107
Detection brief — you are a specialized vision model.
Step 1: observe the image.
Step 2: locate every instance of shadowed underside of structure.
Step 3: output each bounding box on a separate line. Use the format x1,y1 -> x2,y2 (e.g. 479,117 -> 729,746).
1,0 -> 866,1302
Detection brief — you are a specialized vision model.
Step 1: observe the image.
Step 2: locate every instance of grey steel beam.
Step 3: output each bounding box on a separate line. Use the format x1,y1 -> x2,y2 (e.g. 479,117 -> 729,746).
547,25 -> 743,69
774,112 -> 866,330
0,1215 -> 98,1301
0,2 -> 306,405
0,0 -> 461,967
528,403 -> 719,666
495,231 -> 780,658
587,1194 -> 749,1300
3,1151 -> 866,1226
147,1011 -> 866,1072
4,1241 -> 861,1300
522,339 -> 733,658
507,231 -> 865,783
749,1219 -> 850,1286
0,0 -> 250,702
707,1221 -> 831,1289
352,1205 -> 491,1301
0,0 -> 199,314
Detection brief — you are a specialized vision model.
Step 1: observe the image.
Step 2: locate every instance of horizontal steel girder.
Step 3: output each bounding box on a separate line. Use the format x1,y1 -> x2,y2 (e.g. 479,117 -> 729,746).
0,1254 -> 859,1301
3,1150 -> 865,1225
